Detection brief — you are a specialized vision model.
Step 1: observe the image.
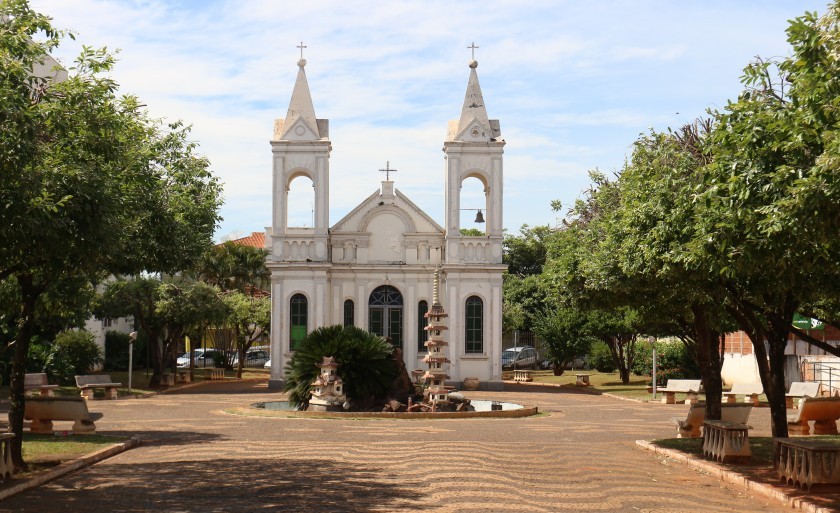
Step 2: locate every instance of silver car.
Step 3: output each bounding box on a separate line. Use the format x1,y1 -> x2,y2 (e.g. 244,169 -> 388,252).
501,346 -> 539,370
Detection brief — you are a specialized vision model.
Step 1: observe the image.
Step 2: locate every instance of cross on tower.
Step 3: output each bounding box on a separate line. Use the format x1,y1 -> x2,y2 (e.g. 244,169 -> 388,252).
297,41 -> 307,59
468,42 -> 479,59
379,161 -> 397,181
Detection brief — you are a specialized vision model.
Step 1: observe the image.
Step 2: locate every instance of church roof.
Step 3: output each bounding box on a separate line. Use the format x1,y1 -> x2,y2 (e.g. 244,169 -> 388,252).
225,231 -> 265,249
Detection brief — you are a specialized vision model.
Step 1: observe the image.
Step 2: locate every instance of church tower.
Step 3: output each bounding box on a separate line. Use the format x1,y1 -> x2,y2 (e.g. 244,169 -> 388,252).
443,54 -> 505,265
268,55 -> 331,262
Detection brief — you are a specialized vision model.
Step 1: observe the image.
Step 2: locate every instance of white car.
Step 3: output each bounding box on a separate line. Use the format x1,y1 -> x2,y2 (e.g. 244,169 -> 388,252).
231,350 -> 270,368
176,349 -> 222,368
264,358 -> 271,369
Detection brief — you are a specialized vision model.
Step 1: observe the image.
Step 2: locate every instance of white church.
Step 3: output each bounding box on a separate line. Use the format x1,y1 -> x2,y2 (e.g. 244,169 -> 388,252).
266,52 -> 507,391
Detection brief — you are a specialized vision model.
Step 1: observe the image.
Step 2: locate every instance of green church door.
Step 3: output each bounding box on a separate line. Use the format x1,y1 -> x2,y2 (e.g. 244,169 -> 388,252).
369,285 -> 403,349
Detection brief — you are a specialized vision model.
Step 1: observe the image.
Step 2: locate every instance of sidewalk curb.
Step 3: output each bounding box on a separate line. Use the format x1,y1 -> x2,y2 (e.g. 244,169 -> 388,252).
635,439 -> 833,513
0,437 -> 141,502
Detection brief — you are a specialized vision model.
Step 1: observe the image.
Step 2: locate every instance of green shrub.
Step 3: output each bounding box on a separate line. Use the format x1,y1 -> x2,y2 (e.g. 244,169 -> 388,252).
632,340 -> 699,384
26,342 -> 50,374
104,331 -> 135,371
589,340 -> 616,373
284,325 -> 398,409
43,330 -> 103,385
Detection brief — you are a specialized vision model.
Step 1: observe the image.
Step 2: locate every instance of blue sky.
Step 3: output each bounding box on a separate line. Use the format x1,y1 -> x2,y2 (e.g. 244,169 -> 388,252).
32,0 -> 830,240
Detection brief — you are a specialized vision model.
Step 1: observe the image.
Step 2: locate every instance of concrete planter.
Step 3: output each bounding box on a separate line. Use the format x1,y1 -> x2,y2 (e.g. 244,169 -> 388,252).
463,377 -> 480,391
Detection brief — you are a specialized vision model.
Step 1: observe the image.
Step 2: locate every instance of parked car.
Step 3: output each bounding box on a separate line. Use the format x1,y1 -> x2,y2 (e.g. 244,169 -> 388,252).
264,358 -> 271,369
564,355 -> 589,370
232,350 -> 269,368
540,355 -> 589,371
502,346 -> 539,370
176,349 -> 224,368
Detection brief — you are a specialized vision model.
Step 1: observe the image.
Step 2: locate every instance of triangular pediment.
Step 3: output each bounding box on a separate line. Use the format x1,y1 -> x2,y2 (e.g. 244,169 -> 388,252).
332,187 -> 443,234
280,115 -> 319,141
455,115 -> 492,142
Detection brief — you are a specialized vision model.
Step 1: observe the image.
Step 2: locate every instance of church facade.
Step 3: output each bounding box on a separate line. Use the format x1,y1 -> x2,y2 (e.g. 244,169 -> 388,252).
266,55 -> 507,391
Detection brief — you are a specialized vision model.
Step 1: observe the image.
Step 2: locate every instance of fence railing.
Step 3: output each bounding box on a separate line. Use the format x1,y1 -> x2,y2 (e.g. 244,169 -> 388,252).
802,360 -> 840,396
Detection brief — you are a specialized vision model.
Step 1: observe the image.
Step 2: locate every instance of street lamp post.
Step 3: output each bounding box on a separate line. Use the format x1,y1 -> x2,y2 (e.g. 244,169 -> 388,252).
128,331 -> 137,394
649,336 -> 657,400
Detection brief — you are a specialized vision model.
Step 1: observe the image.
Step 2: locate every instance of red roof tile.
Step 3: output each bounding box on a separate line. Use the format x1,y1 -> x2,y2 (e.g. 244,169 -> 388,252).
226,231 -> 266,249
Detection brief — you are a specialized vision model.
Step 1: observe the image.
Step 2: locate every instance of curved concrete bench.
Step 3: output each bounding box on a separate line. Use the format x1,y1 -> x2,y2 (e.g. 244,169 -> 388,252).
787,396 -> 840,436
24,373 -> 59,397
24,396 -> 104,433
672,402 -> 753,438
75,374 -> 122,400
723,382 -> 763,406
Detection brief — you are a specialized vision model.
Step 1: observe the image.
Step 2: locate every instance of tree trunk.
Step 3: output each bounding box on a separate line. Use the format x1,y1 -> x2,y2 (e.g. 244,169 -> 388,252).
148,331 -> 163,388
604,336 -> 632,384
692,304 -> 723,421
9,277 -> 41,470
765,336 -> 789,437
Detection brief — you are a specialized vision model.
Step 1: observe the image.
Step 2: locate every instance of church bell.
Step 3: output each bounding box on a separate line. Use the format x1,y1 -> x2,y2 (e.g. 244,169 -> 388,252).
474,210 -> 485,223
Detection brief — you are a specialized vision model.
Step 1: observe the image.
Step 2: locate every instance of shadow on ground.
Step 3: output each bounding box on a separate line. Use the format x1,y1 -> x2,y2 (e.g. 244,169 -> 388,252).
503,382 -> 601,395
101,430 -> 226,447
0,457 -> 427,512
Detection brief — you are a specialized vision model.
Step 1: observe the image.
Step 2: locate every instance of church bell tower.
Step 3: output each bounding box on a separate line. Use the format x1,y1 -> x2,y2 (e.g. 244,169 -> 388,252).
268,54 -> 331,262
443,52 -> 505,265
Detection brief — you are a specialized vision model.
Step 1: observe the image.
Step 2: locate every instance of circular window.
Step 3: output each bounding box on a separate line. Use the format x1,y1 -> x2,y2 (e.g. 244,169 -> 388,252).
294,125 -> 306,136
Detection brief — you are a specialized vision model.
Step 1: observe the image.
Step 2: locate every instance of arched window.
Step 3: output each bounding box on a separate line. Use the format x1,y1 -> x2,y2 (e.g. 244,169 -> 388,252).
418,300 -> 429,353
465,296 -> 483,354
369,285 -> 403,349
290,294 -> 308,351
344,299 -> 354,327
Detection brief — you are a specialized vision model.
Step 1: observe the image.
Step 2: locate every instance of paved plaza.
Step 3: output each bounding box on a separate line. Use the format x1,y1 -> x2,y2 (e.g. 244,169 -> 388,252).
0,382 -> 796,512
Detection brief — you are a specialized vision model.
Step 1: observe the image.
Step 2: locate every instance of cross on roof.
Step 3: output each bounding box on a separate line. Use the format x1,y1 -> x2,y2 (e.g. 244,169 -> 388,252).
297,41 -> 307,59
468,42 -> 479,60
379,161 -> 397,181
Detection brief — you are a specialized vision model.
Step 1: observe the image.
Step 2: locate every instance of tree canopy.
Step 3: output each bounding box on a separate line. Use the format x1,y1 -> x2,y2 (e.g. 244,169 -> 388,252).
0,0 -> 222,468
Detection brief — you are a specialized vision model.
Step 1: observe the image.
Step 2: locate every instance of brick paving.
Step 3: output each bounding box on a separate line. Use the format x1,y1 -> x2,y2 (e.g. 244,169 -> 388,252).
0,382 -> 801,512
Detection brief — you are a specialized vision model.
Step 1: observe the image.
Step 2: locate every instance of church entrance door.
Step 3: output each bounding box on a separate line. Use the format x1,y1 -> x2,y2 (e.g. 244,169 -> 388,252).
369,285 -> 403,349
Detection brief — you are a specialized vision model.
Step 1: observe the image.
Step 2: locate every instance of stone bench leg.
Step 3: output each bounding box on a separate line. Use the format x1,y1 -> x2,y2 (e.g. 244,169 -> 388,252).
0,437 -> 13,482
725,395 -> 737,404
80,389 -> 95,400
813,419 -> 839,435
788,421 -> 811,436
748,394 -> 760,406
105,387 -> 118,400
786,397 -> 795,409
72,419 -> 97,433
29,418 -> 54,434
677,423 -> 700,438
661,392 -> 676,404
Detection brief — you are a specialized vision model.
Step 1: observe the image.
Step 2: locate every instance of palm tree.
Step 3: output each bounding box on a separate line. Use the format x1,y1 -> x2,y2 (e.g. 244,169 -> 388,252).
284,325 -> 398,409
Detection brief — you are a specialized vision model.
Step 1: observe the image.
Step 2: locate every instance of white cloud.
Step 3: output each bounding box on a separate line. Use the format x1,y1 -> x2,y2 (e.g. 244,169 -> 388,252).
29,0 -> 828,238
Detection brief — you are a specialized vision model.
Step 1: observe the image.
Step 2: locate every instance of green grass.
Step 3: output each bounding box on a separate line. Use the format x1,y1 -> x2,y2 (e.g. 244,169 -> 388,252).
529,370 -> 654,400
652,436 -> 776,465
17,432 -> 130,478
529,370 -> 772,403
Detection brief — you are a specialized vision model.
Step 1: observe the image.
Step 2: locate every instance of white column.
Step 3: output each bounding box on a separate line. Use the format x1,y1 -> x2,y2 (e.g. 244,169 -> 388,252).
270,280 -> 285,380
406,282 -> 417,364
491,283 -> 502,379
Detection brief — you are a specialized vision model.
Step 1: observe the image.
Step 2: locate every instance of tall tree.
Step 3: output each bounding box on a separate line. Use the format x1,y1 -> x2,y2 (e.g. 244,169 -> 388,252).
0,1 -> 221,468
223,292 -> 270,378
698,3 -> 840,436
609,123 -> 733,419
195,242 -> 270,294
